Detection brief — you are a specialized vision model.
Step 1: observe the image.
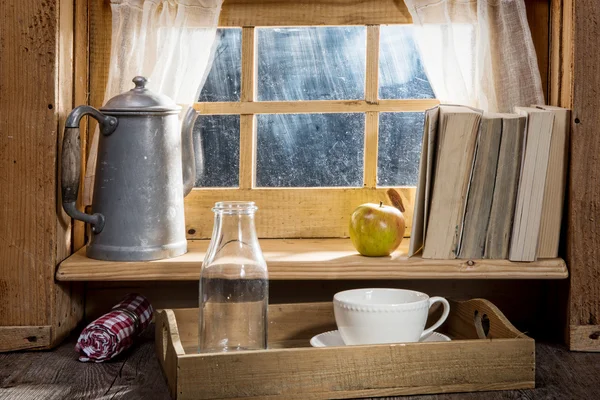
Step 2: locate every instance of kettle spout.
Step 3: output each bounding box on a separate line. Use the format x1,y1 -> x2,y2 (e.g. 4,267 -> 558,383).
181,107 -> 198,197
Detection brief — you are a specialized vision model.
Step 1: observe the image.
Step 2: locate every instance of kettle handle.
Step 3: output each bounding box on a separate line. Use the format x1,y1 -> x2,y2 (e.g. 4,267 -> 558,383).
61,106 -> 118,234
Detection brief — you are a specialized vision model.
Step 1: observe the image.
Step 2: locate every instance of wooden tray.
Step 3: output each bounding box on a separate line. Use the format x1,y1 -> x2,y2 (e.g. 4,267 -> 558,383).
155,299 -> 534,400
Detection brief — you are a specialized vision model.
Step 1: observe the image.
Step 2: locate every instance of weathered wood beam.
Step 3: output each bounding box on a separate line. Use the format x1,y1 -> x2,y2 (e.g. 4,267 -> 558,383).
0,0 -> 83,351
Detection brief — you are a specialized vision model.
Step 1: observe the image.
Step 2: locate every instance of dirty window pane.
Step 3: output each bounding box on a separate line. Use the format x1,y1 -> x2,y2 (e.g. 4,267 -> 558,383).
194,115 -> 240,187
256,113 -> 364,187
378,112 -> 425,186
379,25 -> 434,99
256,27 -> 366,101
199,29 -> 241,102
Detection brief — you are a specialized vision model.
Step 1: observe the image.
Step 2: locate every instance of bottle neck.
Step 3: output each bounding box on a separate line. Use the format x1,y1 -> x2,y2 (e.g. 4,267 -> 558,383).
203,211 -> 264,269
211,212 -> 259,246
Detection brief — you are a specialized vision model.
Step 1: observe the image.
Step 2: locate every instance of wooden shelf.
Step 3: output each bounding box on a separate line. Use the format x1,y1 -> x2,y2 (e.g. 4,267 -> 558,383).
56,238 -> 568,281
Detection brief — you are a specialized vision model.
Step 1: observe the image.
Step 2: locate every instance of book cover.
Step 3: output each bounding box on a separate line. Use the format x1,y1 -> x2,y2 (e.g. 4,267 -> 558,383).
458,114 -> 503,259
422,105 -> 482,259
509,107 -> 555,261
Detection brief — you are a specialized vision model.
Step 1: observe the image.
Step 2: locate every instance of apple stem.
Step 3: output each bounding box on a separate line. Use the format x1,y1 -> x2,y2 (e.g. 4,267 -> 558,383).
380,201 -> 383,207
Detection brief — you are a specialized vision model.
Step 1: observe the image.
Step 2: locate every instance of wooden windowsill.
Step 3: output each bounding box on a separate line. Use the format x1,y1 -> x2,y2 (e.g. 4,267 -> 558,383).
56,238 -> 568,281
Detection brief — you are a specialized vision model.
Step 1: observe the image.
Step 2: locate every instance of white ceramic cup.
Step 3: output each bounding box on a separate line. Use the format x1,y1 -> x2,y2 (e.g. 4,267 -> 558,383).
333,288 -> 450,345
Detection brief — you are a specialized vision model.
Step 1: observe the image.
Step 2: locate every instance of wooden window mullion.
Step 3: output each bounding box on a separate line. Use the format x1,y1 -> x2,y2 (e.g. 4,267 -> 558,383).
240,27 -> 257,189
364,25 -> 380,188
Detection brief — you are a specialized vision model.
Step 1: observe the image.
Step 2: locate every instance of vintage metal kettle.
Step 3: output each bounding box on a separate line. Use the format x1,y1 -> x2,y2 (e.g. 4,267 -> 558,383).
61,76 -> 196,261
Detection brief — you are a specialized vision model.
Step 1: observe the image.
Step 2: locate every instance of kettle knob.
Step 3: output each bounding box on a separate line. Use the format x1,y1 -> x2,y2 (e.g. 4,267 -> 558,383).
132,76 -> 148,90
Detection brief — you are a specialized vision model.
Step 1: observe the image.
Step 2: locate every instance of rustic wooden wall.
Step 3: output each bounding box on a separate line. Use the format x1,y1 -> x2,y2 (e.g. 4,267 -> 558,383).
562,0 -> 600,351
0,0 -> 83,351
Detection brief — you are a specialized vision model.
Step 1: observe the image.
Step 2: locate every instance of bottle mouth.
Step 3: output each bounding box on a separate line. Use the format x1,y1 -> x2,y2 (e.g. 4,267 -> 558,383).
212,201 -> 258,215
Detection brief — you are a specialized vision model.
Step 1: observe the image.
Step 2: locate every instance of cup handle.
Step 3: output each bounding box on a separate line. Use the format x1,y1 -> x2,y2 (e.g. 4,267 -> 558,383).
420,297 -> 450,340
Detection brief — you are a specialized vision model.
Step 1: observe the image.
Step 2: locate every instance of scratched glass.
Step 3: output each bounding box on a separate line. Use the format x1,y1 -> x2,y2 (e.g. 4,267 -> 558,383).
379,25 -> 435,99
199,28 -> 242,102
377,112 -> 425,187
195,26 -> 433,189
193,115 -> 240,187
256,113 -> 365,187
256,27 -> 366,101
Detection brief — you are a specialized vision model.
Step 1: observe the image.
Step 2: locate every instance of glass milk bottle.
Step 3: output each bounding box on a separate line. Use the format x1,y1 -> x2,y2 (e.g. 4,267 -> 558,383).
199,201 -> 268,352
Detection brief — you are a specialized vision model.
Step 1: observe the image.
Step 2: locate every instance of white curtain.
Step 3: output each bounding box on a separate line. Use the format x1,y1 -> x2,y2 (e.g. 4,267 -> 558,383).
404,0 -> 544,113
84,0 -> 223,204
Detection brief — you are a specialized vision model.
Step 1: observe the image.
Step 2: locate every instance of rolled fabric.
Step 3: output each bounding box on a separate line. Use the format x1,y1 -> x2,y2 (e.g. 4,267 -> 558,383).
75,293 -> 153,362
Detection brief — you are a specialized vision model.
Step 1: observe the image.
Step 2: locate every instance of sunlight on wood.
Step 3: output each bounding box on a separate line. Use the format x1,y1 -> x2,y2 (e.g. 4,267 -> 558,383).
57,238 -> 568,282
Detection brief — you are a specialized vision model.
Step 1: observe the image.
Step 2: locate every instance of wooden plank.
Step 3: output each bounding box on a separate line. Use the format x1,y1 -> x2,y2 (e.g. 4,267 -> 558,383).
549,0 -> 561,106
548,0 -> 573,347
194,99 -> 440,115
363,26 -> 380,188
51,280 -> 84,348
240,27 -> 255,102
566,0 -> 600,351
0,0 -> 82,350
569,325 -> 600,352
56,0 -> 74,258
559,0 -> 574,108
363,112 -> 379,188
88,0 -> 111,114
73,0 -> 90,252
239,115 -> 256,189
155,310 -> 183,399
0,326 -> 51,352
549,0 -> 574,108
365,25 -> 380,103
0,0 -> 57,327
56,238 -> 568,281
239,27 -> 256,189
86,0 -> 111,206
53,0 -> 85,348
526,0 -> 550,101
218,0 -> 412,27
184,187 -> 415,239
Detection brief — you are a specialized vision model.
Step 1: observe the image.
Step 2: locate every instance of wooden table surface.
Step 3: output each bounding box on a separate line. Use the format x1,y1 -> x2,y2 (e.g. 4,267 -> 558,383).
1,328 -> 600,400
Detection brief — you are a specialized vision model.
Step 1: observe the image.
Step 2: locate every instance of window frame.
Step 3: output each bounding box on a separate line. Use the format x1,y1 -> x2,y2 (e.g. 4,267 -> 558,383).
190,12 -> 439,240
86,0 -> 549,242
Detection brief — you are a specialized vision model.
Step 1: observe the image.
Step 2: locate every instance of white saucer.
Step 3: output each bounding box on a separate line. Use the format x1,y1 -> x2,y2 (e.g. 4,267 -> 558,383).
310,330 -> 451,347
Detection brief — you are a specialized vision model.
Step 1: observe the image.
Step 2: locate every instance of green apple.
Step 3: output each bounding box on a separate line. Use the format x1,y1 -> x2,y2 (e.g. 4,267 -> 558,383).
349,201 -> 406,257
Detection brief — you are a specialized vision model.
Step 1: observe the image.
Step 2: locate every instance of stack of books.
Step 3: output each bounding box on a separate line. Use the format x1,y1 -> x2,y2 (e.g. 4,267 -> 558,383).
409,104 -> 570,261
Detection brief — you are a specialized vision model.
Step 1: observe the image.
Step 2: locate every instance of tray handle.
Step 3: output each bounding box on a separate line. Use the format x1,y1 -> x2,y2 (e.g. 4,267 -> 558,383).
155,309 -> 185,399
446,299 -> 529,340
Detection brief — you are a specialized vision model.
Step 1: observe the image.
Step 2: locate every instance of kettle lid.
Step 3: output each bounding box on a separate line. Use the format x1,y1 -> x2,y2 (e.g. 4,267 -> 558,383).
100,76 -> 181,113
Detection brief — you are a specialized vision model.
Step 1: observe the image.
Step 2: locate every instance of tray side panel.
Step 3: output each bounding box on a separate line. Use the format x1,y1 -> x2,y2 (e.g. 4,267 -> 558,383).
446,299 -> 527,340
268,302 -> 337,342
174,299 -> 527,348
156,310 -> 186,399
176,339 -> 534,400
177,382 -> 534,400
172,300 -> 532,350
172,309 -> 199,350
174,303 -> 338,351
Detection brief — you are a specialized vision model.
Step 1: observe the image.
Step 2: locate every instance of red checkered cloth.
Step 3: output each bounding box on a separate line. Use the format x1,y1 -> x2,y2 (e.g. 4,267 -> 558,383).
75,293 -> 153,362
